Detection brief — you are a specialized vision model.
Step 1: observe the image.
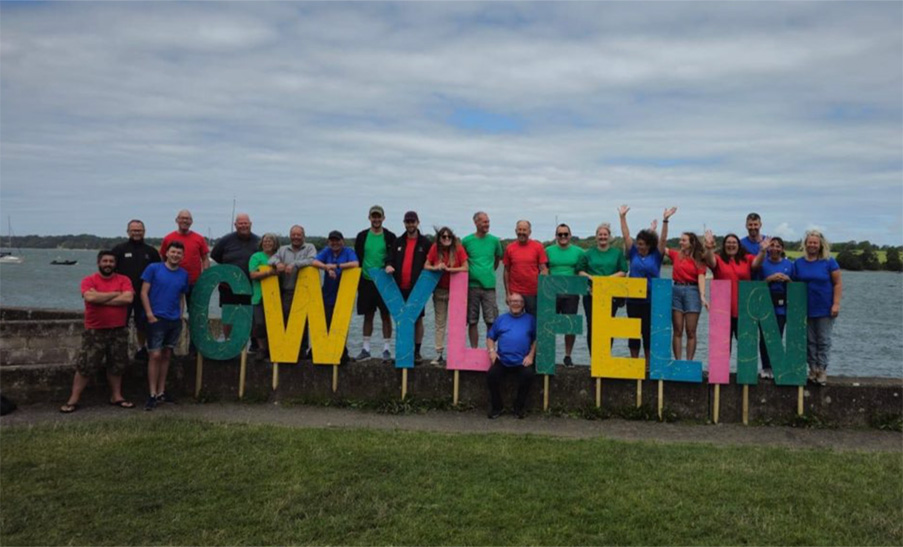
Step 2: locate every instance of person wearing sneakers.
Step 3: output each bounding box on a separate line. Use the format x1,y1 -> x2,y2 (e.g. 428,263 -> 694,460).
354,205 -> 397,363
112,219 -> 160,361
60,251 -> 135,413
544,223 -> 583,367
461,211 -> 504,349
140,241 -> 190,410
424,226 -> 469,365
385,211 -> 431,364
486,293 -> 537,420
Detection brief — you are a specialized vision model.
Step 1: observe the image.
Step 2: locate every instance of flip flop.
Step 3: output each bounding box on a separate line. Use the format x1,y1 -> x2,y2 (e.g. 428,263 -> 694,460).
59,403 -> 78,413
109,400 -> 135,409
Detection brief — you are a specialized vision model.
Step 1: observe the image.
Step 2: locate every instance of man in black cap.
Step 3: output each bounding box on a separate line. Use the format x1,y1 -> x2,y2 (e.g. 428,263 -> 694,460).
386,211 -> 431,364
354,205 -> 396,362
313,231 -> 360,363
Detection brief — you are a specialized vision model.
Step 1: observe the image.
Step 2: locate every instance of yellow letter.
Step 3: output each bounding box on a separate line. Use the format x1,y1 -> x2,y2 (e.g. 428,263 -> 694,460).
591,277 -> 647,379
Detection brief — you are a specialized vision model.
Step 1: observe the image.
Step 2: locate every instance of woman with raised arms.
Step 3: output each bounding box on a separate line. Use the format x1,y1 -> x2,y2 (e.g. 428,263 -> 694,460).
751,236 -> 793,380
424,226 -> 469,365
659,208 -> 707,360
618,205 -> 662,369
792,230 -> 842,386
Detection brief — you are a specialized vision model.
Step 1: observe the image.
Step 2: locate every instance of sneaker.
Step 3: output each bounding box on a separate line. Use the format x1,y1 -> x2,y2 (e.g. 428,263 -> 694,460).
134,347 -> 149,361
381,349 -> 392,363
515,410 -> 526,420
144,396 -> 156,411
430,354 -> 445,366
816,368 -> 827,386
414,352 -> 424,365
487,409 -> 503,419
355,349 -> 371,361
156,392 -> 176,404
563,355 -> 574,367
807,368 -> 818,383
759,368 -> 774,380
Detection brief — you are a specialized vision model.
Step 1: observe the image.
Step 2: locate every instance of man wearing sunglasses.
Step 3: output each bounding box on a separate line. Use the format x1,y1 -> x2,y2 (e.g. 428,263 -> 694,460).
545,224 -> 583,366
385,211 -> 431,364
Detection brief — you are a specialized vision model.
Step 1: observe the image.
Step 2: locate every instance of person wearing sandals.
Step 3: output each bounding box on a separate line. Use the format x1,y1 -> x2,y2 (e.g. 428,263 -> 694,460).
60,251 -> 136,413
792,230 -> 842,386
751,236 -> 793,379
658,209 -> 707,360
618,206 -> 663,370
424,227 -> 469,365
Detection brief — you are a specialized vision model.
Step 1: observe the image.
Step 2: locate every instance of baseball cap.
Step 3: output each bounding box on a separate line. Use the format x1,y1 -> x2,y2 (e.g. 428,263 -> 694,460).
403,211 -> 419,222
369,205 -> 385,217
327,230 -> 344,240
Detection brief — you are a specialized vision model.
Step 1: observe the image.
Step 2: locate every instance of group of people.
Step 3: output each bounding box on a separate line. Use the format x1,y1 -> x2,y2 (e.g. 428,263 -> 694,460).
60,206 -> 843,419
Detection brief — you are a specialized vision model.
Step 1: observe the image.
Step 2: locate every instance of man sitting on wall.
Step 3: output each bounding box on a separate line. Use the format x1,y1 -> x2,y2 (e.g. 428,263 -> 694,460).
486,292 -> 537,420
60,251 -> 135,413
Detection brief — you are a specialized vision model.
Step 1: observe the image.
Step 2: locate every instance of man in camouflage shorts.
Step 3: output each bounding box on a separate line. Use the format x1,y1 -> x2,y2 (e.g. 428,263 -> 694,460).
60,250 -> 135,412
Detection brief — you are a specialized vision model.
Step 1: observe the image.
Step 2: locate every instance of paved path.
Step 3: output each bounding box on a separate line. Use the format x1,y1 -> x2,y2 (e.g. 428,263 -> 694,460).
2,402 -> 900,453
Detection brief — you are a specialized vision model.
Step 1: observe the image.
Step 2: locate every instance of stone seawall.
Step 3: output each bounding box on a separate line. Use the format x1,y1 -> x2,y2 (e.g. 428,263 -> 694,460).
2,307 -> 901,427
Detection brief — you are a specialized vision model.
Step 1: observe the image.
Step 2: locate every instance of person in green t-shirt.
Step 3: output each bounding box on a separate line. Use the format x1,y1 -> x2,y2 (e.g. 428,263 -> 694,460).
247,233 -> 280,359
545,223 -> 584,366
353,205 -> 397,362
576,222 -> 628,354
461,211 -> 504,348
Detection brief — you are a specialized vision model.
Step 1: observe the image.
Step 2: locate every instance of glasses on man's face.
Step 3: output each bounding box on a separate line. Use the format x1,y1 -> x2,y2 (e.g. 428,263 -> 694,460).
557,233 -> 570,238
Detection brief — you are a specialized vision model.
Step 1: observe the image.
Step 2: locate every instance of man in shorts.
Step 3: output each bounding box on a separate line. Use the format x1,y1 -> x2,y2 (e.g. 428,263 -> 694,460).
354,205 -> 397,362
545,223 -> 583,366
160,209 -> 209,352
112,219 -> 160,361
210,213 -> 260,343
461,211 -> 504,348
386,211 -> 430,363
60,251 -> 135,413
141,241 -> 190,411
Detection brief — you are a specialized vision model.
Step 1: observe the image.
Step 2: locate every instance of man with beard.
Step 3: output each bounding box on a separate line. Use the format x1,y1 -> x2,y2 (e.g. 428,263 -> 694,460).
210,213 -> 260,342
112,219 -> 161,360
354,205 -> 397,362
60,251 -> 135,413
386,211 -> 430,364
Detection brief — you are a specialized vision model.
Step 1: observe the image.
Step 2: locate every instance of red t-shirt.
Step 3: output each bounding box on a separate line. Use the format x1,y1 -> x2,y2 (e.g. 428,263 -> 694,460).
81,273 -> 134,329
711,254 -> 755,318
161,231 -> 209,284
667,249 -> 706,284
503,240 -> 548,296
400,236 -> 418,290
426,244 -> 469,290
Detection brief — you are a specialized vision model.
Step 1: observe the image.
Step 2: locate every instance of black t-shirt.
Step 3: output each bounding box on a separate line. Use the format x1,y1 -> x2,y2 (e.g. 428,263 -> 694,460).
112,240 -> 162,292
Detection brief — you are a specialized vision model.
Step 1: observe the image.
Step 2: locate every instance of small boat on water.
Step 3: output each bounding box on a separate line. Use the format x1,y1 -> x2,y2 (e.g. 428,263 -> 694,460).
50,258 -> 78,266
0,217 -> 24,264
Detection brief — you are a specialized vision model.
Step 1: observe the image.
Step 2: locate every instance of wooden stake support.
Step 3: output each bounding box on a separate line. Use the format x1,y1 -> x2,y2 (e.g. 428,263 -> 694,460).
797,386 -> 804,416
713,384 -> 721,424
657,380 -> 664,420
595,378 -> 602,408
238,349 -> 247,400
742,385 -> 749,425
272,362 -> 279,391
453,370 -> 460,406
195,353 -> 203,398
401,368 -> 408,400
636,380 -> 642,408
543,375 -> 550,411
332,365 -> 339,393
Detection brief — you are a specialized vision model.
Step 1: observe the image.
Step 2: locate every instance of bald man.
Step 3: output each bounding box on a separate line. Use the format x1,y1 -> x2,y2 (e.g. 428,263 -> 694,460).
160,209 -> 210,287
210,213 -> 260,340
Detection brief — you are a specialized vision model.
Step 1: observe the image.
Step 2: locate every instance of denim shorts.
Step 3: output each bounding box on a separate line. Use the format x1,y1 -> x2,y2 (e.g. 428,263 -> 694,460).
147,318 -> 182,351
672,283 -> 702,314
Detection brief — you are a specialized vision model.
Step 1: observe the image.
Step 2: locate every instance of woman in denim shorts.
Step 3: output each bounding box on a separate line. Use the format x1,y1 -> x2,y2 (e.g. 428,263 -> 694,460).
658,209 -> 707,360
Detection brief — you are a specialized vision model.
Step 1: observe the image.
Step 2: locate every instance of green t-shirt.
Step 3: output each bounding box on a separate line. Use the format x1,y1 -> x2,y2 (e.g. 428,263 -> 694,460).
362,231 -> 386,281
545,244 -> 584,276
462,233 -> 503,289
249,251 -> 271,305
576,246 -> 628,277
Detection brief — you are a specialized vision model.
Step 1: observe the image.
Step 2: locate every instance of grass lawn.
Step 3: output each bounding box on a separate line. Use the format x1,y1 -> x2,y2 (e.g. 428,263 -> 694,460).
784,250 -> 887,262
2,418 -> 900,546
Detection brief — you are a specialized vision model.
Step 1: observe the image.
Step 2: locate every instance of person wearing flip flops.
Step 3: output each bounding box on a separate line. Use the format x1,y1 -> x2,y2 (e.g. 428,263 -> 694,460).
60,251 -> 136,413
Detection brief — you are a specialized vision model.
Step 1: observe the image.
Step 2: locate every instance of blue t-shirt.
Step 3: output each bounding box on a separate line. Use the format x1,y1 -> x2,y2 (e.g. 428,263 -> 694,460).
792,257 -> 839,318
740,236 -> 766,279
759,257 -> 793,315
315,247 -> 359,306
627,245 -> 663,301
141,263 -> 189,321
487,312 -> 536,367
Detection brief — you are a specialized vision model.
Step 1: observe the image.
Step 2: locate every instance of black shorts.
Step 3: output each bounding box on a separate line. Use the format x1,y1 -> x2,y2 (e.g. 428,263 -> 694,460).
219,285 -> 252,307
357,278 -> 389,316
555,294 -> 579,315
252,304 -> 267,339
126,303 -> 148,332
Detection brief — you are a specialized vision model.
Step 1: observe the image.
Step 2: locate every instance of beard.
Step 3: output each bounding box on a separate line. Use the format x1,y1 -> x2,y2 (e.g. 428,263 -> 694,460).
98,265 -> 114,276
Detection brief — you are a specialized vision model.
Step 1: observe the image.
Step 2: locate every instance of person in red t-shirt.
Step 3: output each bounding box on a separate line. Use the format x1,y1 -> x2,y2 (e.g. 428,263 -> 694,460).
386,211 -> 431,363
425,227 -> 469,364
503,220 -> 549,316
60,251 -> 135,413
704,230 -> 755,343
658,208 -> 708,361
160,209 -> 210,287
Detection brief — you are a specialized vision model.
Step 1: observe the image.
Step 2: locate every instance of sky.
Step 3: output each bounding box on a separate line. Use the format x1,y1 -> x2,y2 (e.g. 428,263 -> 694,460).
1,1 -> 901,245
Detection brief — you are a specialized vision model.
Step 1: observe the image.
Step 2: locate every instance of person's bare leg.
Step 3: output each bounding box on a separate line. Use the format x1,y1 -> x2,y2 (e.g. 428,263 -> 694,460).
468,324 -> 479,348
565,334 -> 575,357
147,351 -> 162,395
363,312 -> 375,337
672,310 -> 685,360
415,317 -> 424,344
64,372 -> 91,406
685,313 -> 700,360
380,310 -> 393,339
107,372 -> 125,403
156,348 -> 172,395
222,323 -> 232,340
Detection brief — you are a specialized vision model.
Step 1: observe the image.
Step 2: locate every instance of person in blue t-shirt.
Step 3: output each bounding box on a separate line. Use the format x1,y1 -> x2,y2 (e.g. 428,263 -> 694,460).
140,241 -> 190,411
751,236 -> 794,379
791,230 -> 842,386
619,205 -> 663,368
312,231 -> 360,364
486,293 -> 537,419
740,212 -> 766,281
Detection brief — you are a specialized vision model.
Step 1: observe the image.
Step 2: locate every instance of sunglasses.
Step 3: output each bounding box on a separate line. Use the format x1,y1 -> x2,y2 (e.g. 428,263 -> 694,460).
440,234 -> 452,239
557,232 -> 570,237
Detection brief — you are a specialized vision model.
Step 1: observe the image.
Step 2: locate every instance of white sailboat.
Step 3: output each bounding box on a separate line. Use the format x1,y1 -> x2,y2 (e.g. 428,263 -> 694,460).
0,217 -> 24,264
